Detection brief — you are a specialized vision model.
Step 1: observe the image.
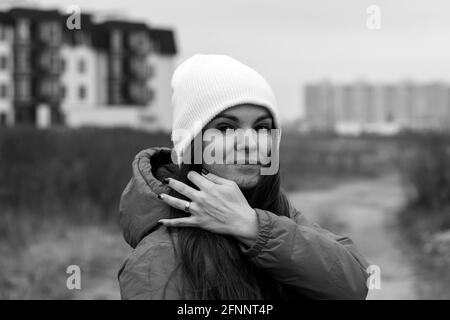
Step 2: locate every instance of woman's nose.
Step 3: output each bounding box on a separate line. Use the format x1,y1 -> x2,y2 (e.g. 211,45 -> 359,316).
235,128 -> 259,159
236,128 -> 257,146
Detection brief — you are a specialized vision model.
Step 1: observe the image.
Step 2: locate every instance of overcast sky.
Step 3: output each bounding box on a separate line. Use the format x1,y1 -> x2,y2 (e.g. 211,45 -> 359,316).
29,0 -> 450,121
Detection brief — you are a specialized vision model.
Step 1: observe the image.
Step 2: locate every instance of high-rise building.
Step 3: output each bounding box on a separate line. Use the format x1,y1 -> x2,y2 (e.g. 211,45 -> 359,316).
304,80 -> 450,135
0,6 -> 177,132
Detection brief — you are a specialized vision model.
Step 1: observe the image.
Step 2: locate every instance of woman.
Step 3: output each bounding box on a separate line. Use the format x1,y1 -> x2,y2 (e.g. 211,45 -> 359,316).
118,54 -> 369,299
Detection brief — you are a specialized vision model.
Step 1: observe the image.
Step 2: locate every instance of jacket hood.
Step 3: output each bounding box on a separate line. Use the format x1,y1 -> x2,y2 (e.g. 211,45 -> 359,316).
119,147 -> 179,248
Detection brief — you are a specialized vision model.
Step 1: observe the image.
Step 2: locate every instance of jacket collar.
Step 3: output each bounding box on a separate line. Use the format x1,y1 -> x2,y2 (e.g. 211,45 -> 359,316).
119,147 -> 179,248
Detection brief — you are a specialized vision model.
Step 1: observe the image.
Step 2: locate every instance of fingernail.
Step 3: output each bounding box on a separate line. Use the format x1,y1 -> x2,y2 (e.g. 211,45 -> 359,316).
201,168 -> 209,175
157,220 -> 163,225
157,194 -> 165,200
163,178 -> 170,184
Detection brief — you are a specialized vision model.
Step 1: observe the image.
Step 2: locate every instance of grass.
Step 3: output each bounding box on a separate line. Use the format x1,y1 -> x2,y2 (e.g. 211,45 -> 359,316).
0,210 -> 129,299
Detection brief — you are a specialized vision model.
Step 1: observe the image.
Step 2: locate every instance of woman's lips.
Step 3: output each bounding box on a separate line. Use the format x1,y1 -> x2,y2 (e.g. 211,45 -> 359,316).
231,164 -> 261,171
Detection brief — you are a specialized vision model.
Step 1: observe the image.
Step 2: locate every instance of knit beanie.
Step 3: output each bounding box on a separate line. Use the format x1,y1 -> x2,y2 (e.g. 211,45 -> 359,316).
170,54 -> 281,165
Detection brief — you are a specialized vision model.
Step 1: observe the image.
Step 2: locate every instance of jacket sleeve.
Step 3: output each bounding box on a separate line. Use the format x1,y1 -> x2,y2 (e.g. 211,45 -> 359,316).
240,197 -> 370,300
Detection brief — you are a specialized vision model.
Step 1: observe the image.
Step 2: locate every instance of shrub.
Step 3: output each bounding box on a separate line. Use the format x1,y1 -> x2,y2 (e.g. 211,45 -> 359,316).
0,127 -> 171,221
399,133 -> 450,211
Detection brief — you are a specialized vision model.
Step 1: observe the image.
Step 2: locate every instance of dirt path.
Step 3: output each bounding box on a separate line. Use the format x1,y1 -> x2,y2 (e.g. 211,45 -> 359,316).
288,174 -> 420,299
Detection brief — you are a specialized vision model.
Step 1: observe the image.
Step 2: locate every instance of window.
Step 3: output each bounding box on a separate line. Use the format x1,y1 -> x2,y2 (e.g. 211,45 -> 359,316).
111,30 -> 122,51
0,112 -> 6,126
128,31 -> 151,54
0,27 -> 12,41
0,84 -> 8,98
78,59 -> 86,73
110,57 -> 122,77
39,21 -> 62,45
0,56 -> 7,69
128,82 -> 152,105
78,85 -> 86,100
61,85 -> 66,98
17,19 -> 30,41
61,59 -> 66,72
15,78 -> 31,102
16,50 -> 31,73
38,50 -> 60,73
39,79 -> 60,101
0,26 -> 6,41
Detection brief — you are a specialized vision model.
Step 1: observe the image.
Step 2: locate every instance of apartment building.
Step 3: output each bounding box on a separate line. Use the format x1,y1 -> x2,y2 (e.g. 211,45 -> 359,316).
0,7 -> 177,132
304,80 -> 450,135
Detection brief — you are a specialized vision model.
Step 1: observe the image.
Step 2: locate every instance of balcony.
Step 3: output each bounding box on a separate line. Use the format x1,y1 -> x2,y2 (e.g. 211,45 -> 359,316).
127,31 -> 152,55
37,21 -> 62,46
37,49 -> 63,75
37,78 -> 62,102
127,57 -> 153,80
127,81 -> 153,105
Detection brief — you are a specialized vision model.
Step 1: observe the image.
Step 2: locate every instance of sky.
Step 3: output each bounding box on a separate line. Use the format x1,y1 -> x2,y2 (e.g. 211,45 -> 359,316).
12,0 -> 450,122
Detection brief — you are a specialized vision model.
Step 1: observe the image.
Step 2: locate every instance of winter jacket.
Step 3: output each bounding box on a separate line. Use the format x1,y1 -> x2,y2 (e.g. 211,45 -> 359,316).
118,147 -> 370,300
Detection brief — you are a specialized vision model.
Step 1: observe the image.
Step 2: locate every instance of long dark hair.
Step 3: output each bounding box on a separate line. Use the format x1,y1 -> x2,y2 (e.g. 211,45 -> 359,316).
165,155 -> 292,299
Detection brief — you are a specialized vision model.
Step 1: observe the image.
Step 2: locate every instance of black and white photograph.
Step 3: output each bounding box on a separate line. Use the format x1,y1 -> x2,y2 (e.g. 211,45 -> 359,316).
0,0 -> 449,304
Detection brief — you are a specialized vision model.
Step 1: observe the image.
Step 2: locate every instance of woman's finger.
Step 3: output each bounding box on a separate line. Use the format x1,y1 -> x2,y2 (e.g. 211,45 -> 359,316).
201,171 -> 232,185
187,170 -> 214,190
158,193 -> 197,213
164,178 -> 199,200
159,217 -> 199,228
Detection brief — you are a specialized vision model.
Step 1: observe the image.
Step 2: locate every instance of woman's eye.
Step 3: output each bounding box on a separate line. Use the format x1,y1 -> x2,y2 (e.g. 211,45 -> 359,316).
255,124 -> 272,131
216,124 -> 235,132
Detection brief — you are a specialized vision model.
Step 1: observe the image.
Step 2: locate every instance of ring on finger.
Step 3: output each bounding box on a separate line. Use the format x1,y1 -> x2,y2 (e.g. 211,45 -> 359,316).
184,201 -> 191,213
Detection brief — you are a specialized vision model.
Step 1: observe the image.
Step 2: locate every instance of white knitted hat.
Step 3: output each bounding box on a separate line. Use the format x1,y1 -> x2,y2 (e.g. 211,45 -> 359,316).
170,54 -> 281,165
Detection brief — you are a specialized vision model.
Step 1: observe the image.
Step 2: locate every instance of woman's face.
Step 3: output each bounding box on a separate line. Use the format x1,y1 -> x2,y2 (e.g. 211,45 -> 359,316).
202,104 -> 274,189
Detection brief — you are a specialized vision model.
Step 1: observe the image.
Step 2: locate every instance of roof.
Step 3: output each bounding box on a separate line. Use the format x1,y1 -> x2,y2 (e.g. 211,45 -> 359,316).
0,11 -> 14,25
149,28 -> 177,55
0,7 -> 177,56
96,20 -> 149,32
8,8 -> 61,20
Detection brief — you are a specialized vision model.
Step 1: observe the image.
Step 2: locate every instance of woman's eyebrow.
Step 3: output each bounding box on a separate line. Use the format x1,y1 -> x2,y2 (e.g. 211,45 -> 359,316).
213,114 -> 272,123
254,115 -> 272,123
213,114 -> 239,122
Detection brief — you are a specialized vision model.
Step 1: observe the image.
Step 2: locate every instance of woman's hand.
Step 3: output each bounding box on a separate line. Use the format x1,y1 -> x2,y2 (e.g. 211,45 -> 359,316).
157,170 -> 258,247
